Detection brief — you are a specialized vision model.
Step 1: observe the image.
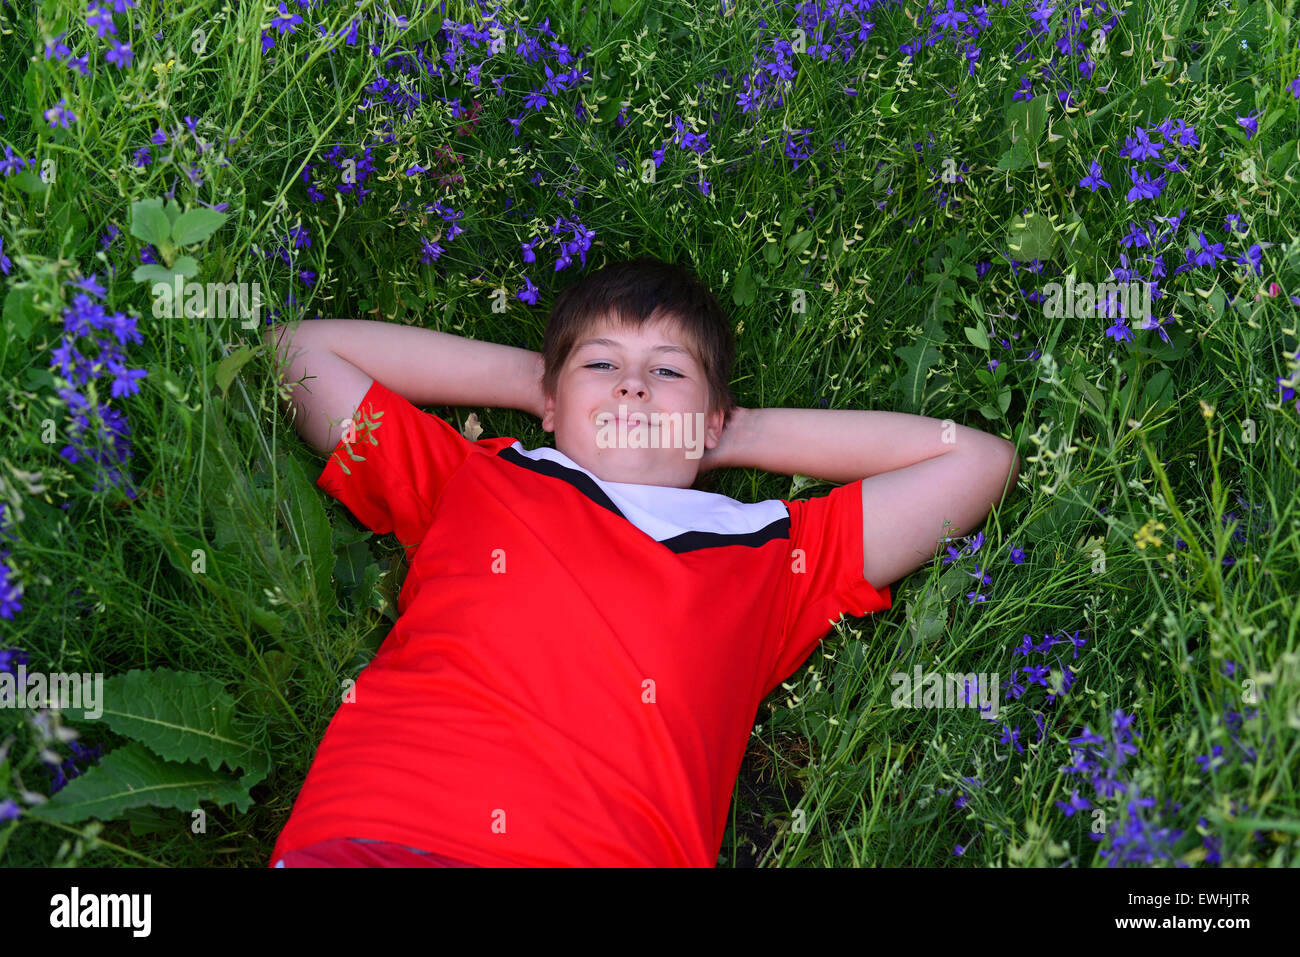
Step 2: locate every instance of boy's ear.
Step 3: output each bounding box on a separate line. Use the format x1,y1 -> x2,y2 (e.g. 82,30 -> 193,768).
541,391 -> 556,432
703,406 -> 726,449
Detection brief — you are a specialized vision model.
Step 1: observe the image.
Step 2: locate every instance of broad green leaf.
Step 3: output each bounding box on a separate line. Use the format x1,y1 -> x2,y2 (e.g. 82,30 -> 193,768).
789,473 -> 829,497
996,142 -> 1032,171
171,208 -> 228,246
3,286 -> 37,342
786,228 -> 814,256
1007,212 -> 1057,262
7,170 -> 48,196
280,451 -> 336,609
1071,369 -> 1107,418
891,337 -> 944,413
214,344 -> 258,401
133,264 -> 177,284
133,258 -> 198,285
733,264 -> 757,306
1006,93 -> 1048,147
59,668 -> 267,780
963,325 -> 990,350
130,197 -> 172,247
27,742 -> 256,824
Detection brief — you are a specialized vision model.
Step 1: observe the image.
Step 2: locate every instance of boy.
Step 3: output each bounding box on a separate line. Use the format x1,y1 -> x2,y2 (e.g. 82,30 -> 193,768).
263,257 -> 1019,867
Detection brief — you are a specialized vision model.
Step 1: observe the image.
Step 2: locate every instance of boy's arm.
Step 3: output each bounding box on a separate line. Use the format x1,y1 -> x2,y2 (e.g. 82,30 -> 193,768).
710,406 -> 1019,587
263,318 -> 545,456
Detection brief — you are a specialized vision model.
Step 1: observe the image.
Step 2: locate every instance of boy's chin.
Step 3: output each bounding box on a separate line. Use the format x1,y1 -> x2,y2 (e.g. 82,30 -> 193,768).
582,452 -> 698,488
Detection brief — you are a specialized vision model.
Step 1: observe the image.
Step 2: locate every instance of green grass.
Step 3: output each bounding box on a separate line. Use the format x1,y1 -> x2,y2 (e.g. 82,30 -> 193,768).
0,0 -> 1297,866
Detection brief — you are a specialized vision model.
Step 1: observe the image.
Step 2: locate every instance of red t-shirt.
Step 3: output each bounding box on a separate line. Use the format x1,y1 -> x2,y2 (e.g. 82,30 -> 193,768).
269,379 -> 891,867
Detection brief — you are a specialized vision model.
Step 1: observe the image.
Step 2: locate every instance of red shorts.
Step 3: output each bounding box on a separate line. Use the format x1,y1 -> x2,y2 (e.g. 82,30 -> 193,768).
272,838 -> 480,868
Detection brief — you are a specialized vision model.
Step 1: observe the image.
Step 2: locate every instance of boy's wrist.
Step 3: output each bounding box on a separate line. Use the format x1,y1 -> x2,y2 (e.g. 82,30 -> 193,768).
707,405 -> 754,471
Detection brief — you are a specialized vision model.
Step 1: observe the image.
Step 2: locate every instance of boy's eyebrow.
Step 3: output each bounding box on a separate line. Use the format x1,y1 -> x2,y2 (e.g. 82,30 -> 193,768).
576,337 -> 693,357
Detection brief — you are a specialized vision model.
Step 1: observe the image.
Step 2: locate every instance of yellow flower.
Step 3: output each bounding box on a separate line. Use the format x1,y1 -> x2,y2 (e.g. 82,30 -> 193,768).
1134,520 -> 1166,549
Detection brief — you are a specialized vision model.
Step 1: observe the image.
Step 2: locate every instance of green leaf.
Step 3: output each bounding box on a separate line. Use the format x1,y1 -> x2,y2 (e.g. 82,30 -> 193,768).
786,229 -> 814,257
214,345 -> 258,401
1266,139 -> 1296,177
891,337 -> 944,413
170,208 -> 228,246
963,325 -> 990,350
1007,212 -> 1057,262
132,258 -> 198,285
130,198 -> 172,248
7,170 -> 49,196
1006,93 -> 1048,147
162,199 -> 183,226
3,286 -> 37,342
733,263 -> 757,306
996,142 -> 1032,171
27,742 -> 256,824
1071,369 -> 1107,418
280,451 -> 336,609
133,264 -> 176,284
59,668 -> 267,783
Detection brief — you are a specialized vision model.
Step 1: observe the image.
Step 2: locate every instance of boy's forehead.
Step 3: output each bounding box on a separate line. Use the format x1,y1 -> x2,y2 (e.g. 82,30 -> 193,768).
578,311 -> 695,351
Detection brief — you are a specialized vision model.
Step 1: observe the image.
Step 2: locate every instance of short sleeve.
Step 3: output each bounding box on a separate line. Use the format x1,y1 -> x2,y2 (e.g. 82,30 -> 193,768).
315,379 -> 514,558
764,479 -> 892,688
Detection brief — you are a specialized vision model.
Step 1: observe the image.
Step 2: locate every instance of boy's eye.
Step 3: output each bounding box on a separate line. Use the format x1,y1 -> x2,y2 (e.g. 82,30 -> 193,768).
585,362 -> 682,378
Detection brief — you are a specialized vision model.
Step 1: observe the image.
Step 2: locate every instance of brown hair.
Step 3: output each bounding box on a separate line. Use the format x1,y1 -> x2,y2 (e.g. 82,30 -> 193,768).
540,256 -> 738,427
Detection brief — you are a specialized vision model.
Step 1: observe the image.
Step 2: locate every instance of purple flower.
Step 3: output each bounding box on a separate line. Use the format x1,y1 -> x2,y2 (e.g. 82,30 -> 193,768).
516,275 -> 540,305
1080,160 -> 1110,192
44,31 -> 72,60
0,145 -> 29,177
1238,244 -> 1263,277
1125,167 -> 1166,202
1121,127 -> 1163,162
271,2 -> 303,34
86,4 -> 117,38
105,38 -> 133,68
44,98 -> 77,130
1055,790 -> 1091,816
68,273 -> 108,298
1169,119 -> 1199,149
0,646 -> 30,673
934,0 -> 969,31
419,237 -> 444,264
1000,724 -> 1024,754
1190,232 -> 1225,267
1236,113 -> 1259,139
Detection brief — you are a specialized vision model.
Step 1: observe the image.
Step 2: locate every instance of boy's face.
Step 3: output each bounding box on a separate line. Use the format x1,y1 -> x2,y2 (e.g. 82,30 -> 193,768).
541,312 -> 724,488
